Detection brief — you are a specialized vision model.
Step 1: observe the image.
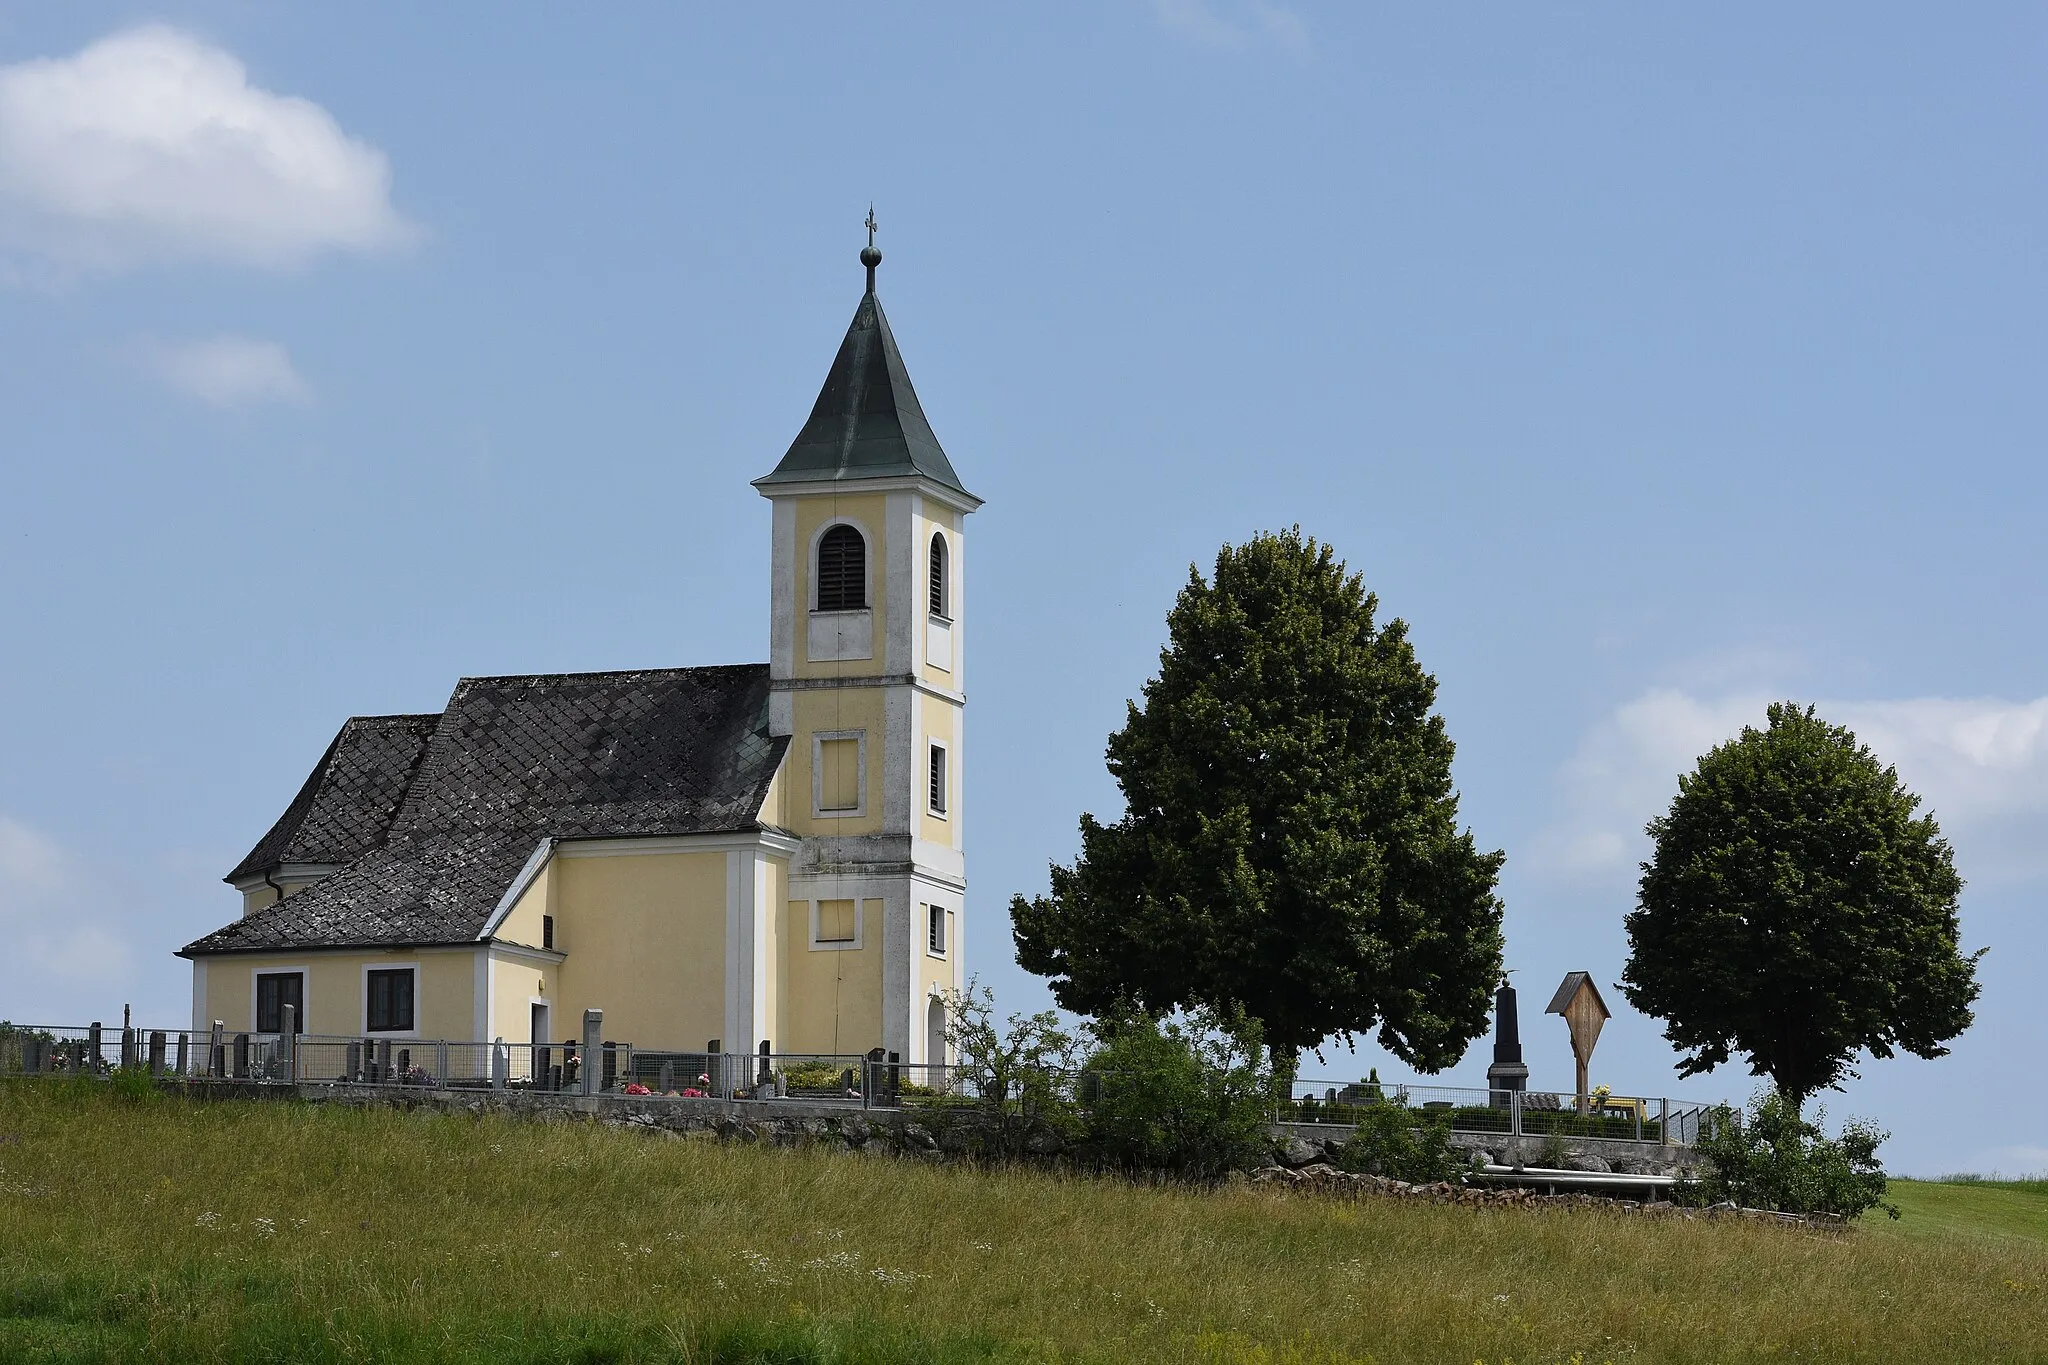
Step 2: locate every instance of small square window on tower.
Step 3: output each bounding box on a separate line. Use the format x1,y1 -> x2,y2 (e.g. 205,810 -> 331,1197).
928,743 -> 947,816
817,899 -> 857,943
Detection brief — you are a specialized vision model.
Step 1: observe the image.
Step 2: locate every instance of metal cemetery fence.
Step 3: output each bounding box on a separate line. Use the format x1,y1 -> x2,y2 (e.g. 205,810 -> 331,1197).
1283,1076 -> 1721,1145
1,1021 -> 1715,1145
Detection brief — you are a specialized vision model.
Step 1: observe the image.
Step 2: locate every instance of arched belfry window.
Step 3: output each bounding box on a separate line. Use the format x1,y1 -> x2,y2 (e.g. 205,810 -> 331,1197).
816,524 -> 867,612
929,532 -> 949,619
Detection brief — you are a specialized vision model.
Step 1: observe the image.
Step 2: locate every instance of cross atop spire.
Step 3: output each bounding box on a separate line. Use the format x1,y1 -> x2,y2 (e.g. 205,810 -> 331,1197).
860,204 -> 882,293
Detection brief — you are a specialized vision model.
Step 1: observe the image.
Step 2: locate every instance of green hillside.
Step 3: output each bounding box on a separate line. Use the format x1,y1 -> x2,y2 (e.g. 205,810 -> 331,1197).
2,1083 -> 2043,1364
1882,1177 -> 2048,1245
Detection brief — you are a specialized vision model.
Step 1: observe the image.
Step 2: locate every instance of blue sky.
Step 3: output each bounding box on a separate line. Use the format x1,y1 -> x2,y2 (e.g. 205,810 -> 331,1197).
1,4 -> 2041,1175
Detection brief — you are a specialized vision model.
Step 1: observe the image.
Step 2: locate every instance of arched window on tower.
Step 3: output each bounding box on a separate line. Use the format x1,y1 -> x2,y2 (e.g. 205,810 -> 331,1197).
816,524 -> 866,612
929,531 -> 949,619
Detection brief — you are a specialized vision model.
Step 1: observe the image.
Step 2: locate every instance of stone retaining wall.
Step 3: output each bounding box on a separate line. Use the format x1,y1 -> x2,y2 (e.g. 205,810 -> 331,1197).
208,1082 -> 1704,1178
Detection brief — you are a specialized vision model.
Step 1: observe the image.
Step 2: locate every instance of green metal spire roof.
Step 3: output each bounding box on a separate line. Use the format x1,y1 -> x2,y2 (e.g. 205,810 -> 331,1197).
754,253 -> 974,500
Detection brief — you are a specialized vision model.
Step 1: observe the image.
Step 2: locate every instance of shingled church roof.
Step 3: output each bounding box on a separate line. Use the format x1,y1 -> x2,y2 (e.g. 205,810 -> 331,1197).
225,713 -> 439,885
752,251 -> 976,500
182,664 -> 789,956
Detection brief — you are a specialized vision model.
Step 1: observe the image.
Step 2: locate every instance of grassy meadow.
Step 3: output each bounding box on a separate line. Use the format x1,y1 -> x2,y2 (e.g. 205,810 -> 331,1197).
1,1082 -> 2043,1364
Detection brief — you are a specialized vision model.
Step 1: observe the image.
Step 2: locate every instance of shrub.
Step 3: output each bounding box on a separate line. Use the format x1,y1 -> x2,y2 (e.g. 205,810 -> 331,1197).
1679,1089 -> 1897,1219
939,980 -> 1079,1158
1329,1101 -> 1473,1184
1078,1009 -> 1272,1180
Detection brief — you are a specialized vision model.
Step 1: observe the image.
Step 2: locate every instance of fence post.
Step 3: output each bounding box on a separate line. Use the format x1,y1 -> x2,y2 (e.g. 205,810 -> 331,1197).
88,1022 -> 103,1074
581,1010 -> 602,1097
1633,1098 -> 1642,1143
281,1005 -> 297,1082
1659,1097 -> 1670,1146
437,1040 -> 448,1088
1510,1088 -> 1523,1138
210,1020 -> 225,1078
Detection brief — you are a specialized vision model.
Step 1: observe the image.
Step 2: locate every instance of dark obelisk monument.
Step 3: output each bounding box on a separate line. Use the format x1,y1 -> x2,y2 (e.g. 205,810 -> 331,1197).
1486,977 -> 1529,1101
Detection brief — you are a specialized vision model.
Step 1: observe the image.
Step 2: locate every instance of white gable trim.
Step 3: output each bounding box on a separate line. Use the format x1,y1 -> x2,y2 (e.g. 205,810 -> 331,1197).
476,838 -> 558,941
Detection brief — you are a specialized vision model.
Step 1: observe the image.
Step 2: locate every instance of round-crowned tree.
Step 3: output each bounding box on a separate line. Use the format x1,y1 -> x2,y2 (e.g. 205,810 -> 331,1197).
1623,702 -> 1982,1111
1010,529 -> 1505,1069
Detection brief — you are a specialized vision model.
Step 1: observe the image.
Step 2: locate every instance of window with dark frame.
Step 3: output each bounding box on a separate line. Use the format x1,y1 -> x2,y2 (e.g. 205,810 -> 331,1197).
542,914 -> 554,950
366,968 -> 415,1032
929,532 -> 948,618
816,524 -> 867,612
928,744 -> 947,816
928,904 -> 947,956
255,971 -> 303,1034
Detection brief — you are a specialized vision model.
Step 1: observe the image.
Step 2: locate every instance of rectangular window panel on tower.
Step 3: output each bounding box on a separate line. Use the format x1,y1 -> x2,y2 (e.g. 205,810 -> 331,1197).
818,737 -> 861,812
928,904 -> 947,956
928,744 -> 947,816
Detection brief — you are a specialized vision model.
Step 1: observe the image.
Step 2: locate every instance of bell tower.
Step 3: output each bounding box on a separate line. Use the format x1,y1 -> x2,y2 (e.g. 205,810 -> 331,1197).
753,223 -> 981,1064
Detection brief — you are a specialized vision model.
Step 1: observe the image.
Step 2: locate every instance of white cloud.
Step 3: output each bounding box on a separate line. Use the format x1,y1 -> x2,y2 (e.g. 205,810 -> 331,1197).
140,334 -> 313,408
0,816 -> 136,1020
1533,689 -> 2048,890
1149,0 -> 1310,58
0,25 -> 416,271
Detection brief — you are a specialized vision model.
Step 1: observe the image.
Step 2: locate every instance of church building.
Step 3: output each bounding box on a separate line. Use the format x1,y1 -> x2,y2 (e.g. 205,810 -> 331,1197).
179,238 -> 977,1068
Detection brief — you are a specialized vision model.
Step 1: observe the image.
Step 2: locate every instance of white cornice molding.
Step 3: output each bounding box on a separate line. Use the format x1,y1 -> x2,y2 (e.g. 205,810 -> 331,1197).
755,473 -> 983,515
770,673 -> 965,707
555,829 -> 803,859
229,863 -> 340,893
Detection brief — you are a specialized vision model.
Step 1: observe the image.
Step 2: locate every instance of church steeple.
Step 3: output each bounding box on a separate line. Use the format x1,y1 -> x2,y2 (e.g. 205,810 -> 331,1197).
752,227 -> 975,499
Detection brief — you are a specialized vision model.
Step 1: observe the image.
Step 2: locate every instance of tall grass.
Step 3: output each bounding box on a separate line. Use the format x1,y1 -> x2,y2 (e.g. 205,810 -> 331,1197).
1,1082 -> 2043,1363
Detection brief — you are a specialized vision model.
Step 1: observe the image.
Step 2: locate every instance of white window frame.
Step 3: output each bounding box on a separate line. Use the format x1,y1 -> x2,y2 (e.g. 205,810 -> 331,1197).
811,729 -> 868,819
362,962 -> 422,1037
927,903 -> 948,958
927,739 -> 949,818
250,967 -> 308,1036
807,897 -> 866,952
807,516 -> 874,614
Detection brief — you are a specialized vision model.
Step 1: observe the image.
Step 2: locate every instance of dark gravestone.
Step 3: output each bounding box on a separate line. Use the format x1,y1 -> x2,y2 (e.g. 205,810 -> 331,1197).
148,1031 -> 166,1076
234,1033 -> 250,1080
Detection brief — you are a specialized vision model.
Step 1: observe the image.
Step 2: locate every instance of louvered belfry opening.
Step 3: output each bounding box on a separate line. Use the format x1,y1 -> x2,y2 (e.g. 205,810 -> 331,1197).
816,524 -> 867,611
929,532 -> 948,618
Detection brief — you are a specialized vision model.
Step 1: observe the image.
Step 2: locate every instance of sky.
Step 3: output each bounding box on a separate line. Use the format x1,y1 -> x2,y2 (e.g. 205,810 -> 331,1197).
0,4 -> 2042,1177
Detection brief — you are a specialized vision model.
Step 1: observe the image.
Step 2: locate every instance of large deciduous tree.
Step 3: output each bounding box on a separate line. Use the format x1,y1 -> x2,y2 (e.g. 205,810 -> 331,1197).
1010,529 -> 1505,1068
1623,702 -> 1981,1111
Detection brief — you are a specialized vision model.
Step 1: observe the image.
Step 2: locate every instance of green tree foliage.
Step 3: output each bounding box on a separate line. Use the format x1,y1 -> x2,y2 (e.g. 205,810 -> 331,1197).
1680,1089 -> 1897,1220
1623,702 -> 1981,1110
1077,1009 -> 1273,1180
1327,1101 -> 1473,1185
1011,529 -> 1505,1067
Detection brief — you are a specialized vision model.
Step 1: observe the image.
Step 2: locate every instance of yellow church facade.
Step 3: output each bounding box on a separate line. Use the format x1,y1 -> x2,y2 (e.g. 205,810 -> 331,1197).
181,240 -> 976,1068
